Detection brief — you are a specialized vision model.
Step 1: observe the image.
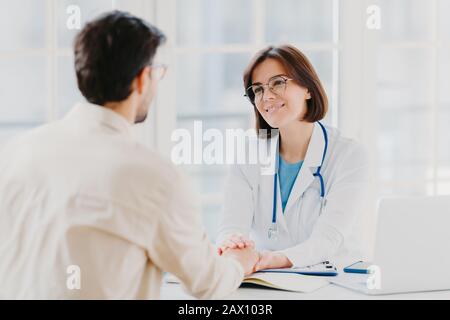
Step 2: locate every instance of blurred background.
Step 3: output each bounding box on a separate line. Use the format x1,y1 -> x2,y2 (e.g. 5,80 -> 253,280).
0,0 -> 449,248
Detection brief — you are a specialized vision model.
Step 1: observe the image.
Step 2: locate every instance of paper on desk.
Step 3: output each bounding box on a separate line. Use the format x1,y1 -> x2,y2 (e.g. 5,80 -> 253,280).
166,272 -> 329,293
243,272 -> 329,293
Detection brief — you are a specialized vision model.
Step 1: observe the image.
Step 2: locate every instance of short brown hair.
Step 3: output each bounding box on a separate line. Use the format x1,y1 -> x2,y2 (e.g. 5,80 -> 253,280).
243,45 -> 328,136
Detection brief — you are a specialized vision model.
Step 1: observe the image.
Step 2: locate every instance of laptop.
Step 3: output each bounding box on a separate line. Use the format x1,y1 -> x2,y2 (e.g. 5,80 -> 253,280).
332,195 -> 450,295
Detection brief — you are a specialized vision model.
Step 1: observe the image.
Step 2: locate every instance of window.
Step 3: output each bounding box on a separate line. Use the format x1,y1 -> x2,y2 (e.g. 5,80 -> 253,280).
0,0 -> 48,144
372,0 -> 450,196
1,0 -> 449,242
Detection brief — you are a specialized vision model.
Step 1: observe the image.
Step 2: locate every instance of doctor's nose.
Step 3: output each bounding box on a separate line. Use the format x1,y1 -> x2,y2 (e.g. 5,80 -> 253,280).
262,87 -> 277,102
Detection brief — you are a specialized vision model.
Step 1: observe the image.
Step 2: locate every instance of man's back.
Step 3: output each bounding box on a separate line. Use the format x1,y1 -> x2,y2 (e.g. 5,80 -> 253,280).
0,103 -> 244,299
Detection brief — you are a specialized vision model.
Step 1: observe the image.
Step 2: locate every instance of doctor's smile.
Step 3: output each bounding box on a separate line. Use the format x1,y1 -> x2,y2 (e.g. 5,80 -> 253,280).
263,101 -> 285,115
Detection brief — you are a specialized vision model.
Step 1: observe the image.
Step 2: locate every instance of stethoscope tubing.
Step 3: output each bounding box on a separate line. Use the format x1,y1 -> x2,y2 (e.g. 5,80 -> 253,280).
269,121 -> 328,237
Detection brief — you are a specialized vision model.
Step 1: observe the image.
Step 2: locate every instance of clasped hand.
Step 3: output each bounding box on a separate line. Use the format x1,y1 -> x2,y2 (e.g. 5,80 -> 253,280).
218,234 -> 292,275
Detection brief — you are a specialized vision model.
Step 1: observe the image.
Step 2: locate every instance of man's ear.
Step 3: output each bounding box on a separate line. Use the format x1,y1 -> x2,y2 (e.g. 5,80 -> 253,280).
136,66 -> 151,94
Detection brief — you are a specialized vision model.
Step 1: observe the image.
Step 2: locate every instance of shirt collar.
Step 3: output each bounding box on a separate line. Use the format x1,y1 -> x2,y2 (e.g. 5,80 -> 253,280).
65,102 -> 134,137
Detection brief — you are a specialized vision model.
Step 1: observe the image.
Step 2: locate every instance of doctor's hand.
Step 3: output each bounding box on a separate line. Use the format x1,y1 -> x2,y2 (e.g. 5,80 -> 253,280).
217,234 -> 255,256
222,247 -> 259,276
253,251 -> 293,272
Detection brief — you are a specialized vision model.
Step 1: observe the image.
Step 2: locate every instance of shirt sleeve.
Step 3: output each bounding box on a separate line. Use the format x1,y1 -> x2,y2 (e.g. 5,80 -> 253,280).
216,164 -> 255,246
279,142 -> 370,268
145,166 -> 244,300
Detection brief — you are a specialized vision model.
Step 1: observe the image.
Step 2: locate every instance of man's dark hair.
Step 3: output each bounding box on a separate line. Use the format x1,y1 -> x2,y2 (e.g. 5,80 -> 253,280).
74,11 -> 166,106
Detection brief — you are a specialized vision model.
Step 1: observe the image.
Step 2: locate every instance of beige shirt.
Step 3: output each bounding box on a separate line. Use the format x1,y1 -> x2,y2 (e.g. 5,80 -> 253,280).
0,103 -> 244,299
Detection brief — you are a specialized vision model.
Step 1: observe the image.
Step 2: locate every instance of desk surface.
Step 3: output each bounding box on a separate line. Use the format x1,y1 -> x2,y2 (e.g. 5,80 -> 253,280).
161,282 -> 450,300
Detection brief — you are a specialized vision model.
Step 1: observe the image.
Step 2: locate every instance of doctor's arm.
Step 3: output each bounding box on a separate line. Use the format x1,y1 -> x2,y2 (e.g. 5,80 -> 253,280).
278,142 -> 370,269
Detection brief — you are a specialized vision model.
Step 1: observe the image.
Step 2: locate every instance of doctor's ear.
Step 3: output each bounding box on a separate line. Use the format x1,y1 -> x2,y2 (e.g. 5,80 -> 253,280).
306,90 -> 312,100
135,66 -> 151,95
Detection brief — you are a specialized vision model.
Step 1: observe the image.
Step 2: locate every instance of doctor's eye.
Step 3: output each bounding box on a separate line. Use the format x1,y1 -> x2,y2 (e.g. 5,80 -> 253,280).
268,77 -> 289,93
252,85 -> 264,95
270,79 -> 285,88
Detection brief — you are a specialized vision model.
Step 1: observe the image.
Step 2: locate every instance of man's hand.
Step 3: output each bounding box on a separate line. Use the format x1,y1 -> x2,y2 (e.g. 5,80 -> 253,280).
217,234 -> 255,255
222,247 -> 259,276
253,251 -> 293,272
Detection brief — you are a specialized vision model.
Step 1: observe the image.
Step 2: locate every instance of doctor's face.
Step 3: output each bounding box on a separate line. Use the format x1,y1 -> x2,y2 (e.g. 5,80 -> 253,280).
251,58 -> 311,129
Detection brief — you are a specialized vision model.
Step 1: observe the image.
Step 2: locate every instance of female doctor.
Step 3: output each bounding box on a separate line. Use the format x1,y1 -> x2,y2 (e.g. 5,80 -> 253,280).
217,45 -> 369,271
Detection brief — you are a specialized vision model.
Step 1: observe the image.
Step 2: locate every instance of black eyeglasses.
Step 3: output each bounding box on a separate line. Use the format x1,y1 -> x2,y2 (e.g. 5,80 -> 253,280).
245,75 -> 293,104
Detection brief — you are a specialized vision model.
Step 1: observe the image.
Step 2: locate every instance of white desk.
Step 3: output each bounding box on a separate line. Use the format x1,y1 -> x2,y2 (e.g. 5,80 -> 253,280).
161,282 -> 450,300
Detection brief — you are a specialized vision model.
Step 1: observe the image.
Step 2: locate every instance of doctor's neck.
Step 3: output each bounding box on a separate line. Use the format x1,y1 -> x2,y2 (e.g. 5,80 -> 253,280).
279,121 -> 314,163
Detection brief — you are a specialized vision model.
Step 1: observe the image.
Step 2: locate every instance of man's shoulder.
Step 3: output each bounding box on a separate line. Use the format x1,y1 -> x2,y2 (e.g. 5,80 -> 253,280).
1,121 -> 61,153
118,142 -> 183,185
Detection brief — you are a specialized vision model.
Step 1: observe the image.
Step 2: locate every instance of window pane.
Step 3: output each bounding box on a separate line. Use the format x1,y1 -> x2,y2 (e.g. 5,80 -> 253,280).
56,56 -> 84,118
378,163 -> 433,183
376,49 -> 432,182
437,108 -> 450,179
438,0 -> 450,40
379,181 -> 434,197
438,48 -> 450,106
438,48 -> 450,180
56,0 -> 115,49
377,109 -> 432,182
437,181 -> 450,195
0,0 -> 46,52
377,48 -> 431,109
176,0 -> 253,45
0,126 -> 38,149
175,117 -> 252,240
0,56 -> 48,122
378,0 -> 432,42
265,0 -> 333,43
176,53 -> 252,116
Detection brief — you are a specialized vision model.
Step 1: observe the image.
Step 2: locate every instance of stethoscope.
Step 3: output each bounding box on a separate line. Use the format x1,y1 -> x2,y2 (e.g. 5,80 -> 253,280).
268,121 -> 329,241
